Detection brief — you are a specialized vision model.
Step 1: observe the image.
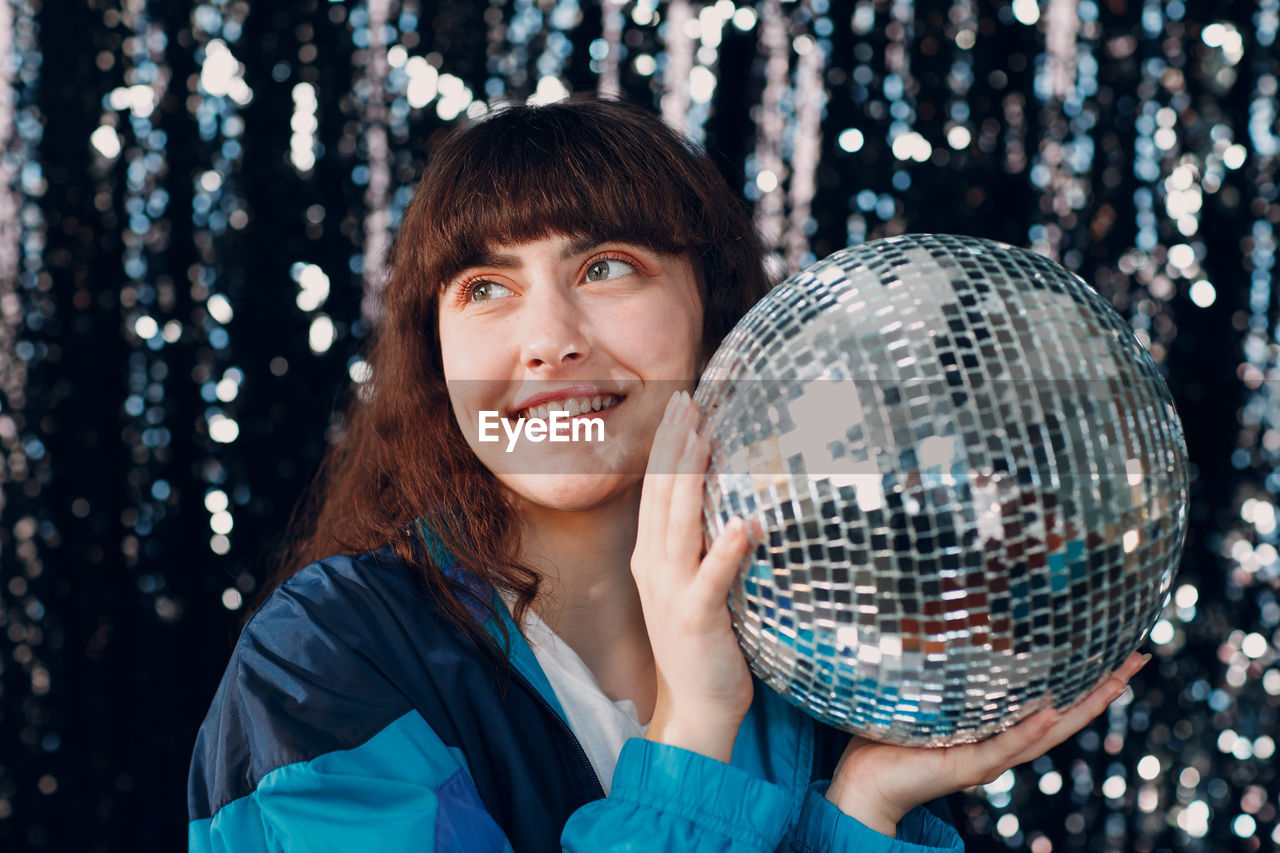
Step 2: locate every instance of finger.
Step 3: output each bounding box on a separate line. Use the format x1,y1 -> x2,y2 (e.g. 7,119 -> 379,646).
691,517 -> 750,607
637,392 -> 691,554
679,389 -> 703,432
1056,655 -> 1148,729
745,515 -> 766,551
658,392 -> 703,557
649,392 -> 694,474
665,427 -> 710,563
987,706 -> 1065,773
1004,654 -> 1150,766
1113,651 -> 1149,681
960,706 -> 1062,784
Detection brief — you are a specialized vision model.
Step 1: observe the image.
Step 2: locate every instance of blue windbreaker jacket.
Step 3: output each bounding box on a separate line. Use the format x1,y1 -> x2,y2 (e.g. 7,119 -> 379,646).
187,547 -> 964,852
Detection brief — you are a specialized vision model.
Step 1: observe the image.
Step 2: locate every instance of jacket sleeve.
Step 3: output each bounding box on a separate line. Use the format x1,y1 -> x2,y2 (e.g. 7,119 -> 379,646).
189,709 -> 514,853
782,783 -> 964,853
561,739 -> 963,853
563,738 -> 796,851
187,564 -> 517,853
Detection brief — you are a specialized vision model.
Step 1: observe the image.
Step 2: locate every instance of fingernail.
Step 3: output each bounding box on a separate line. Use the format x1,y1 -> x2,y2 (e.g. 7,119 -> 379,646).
663,392 -> 680,424
1139,653 -> 1152,668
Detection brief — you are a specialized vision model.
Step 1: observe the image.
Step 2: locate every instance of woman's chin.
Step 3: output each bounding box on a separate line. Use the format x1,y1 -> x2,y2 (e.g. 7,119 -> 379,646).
481,437 -> 648,506
501,471 -> 642,514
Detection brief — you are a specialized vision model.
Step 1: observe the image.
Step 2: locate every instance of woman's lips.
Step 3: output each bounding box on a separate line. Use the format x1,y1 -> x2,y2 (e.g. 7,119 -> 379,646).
512,391 -> 627,422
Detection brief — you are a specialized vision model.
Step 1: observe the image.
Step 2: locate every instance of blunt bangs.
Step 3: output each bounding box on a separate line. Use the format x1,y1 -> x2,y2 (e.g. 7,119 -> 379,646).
416,100 -> 732,291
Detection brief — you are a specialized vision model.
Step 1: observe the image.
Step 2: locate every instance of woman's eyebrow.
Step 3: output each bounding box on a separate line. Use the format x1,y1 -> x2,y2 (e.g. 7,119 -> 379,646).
466,250 -> 522,269
562,235 -> 602,258
464,236 -> 606,270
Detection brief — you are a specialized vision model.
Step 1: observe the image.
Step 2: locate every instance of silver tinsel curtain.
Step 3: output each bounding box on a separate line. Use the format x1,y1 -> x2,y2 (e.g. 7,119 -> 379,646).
0,0 -> 1276,849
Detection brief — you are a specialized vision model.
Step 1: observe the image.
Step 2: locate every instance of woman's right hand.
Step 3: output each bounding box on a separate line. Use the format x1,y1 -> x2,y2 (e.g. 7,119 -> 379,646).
632,390 -> 754,764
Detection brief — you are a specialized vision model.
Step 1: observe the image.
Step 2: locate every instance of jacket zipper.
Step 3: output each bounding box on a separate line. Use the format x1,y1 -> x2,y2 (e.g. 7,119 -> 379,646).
505,664 -> 607,802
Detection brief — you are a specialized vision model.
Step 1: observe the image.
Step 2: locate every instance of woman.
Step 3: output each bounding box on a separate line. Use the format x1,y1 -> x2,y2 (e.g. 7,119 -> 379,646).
187,97 -> 1146,852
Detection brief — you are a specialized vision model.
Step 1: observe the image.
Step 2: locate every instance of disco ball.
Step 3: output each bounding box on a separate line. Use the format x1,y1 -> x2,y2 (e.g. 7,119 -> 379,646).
696,234 -> 1189,746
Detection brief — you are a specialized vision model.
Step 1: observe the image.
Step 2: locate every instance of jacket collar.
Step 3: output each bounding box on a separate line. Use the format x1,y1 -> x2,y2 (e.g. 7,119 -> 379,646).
417,519 -> 571,725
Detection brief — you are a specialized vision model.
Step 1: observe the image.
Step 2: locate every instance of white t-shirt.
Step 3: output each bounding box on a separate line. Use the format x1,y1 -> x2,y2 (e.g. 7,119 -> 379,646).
504,596 -> 650,795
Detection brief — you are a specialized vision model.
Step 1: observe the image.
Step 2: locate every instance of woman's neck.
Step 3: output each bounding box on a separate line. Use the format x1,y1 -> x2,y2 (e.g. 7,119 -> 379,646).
513,486 -> 656,723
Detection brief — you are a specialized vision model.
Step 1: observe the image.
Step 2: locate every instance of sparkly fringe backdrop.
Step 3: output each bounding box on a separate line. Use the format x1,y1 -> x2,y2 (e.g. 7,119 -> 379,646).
0,0 -> 1276,850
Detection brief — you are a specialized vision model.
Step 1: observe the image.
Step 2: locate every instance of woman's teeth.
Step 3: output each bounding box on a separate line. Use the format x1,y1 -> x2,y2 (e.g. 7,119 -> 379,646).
518,394 -> 618,421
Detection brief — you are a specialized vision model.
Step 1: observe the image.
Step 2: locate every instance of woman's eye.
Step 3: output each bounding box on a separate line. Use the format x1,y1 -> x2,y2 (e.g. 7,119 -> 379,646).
585,259 -> 636,282
466,280 -> 512,303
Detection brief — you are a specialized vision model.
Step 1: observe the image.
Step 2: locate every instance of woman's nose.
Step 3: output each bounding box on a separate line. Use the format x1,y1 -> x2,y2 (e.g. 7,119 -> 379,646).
518,289 -> 590,369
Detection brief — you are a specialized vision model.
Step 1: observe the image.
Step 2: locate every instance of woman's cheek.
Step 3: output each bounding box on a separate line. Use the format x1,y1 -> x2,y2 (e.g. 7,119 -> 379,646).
443,378 -> 486,443
621,296 -> 701,372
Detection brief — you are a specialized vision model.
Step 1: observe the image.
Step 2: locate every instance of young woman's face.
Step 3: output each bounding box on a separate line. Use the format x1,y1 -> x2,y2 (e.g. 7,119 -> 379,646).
437,234 -> 704,514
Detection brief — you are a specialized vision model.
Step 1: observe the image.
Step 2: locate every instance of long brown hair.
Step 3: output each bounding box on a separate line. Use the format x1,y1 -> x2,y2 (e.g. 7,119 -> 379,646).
256,97 -> 770,665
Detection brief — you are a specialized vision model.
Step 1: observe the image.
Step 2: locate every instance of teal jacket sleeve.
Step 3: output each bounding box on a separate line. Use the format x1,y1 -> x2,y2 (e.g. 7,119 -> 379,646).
563,738 -> 796,851
562,739 -> 964,853
784,782 -> 964,853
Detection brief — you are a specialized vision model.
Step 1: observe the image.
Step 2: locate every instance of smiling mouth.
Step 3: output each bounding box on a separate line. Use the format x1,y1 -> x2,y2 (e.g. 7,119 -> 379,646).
511,394 -> 623,422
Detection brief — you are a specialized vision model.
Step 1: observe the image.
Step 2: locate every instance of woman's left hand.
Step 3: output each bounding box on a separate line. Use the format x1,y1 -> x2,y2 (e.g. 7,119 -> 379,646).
824,651 -> 1151,836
